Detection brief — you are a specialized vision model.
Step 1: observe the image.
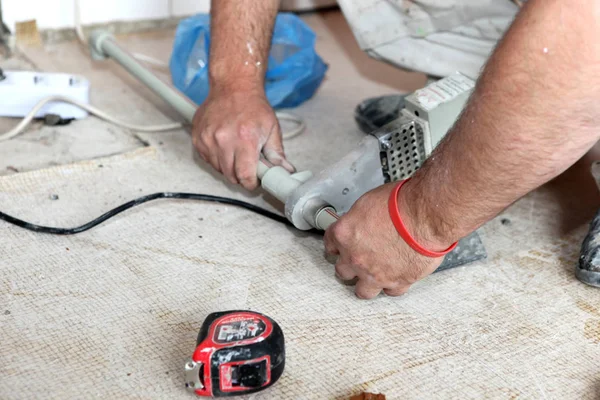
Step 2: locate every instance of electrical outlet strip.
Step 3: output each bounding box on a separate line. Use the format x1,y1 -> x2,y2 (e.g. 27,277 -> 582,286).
0,71 -> 90,119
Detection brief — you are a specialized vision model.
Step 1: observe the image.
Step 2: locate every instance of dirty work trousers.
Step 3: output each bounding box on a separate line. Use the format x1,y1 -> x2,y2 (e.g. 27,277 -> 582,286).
337,0 -> 520,79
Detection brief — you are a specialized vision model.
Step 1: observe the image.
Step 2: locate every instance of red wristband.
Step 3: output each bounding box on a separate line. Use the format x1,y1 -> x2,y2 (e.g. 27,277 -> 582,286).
388,179 -> 458,258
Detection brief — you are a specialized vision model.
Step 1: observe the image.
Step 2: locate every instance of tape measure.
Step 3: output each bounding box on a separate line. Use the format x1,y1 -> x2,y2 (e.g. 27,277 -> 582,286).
185,310 -> 285,397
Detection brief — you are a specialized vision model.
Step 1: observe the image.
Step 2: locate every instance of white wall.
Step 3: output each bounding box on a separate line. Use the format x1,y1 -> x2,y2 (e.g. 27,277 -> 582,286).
2,0 -> 210,32
1,0 -> 337,32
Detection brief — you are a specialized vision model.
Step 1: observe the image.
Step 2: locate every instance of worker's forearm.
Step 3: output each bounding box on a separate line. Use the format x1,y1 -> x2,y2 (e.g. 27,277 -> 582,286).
208,0 -> 279,93
402,0 -> 600,248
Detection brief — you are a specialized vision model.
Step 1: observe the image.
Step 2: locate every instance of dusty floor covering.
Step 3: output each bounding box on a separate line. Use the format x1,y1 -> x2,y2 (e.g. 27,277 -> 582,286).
2,11 -> 600,400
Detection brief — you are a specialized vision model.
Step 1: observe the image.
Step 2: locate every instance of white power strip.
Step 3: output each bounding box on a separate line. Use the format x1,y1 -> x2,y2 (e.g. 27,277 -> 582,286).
0,71 -> 90,119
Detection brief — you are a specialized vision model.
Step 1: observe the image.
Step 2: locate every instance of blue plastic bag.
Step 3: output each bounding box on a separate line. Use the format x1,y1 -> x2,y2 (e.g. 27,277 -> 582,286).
170,13 -> 328,109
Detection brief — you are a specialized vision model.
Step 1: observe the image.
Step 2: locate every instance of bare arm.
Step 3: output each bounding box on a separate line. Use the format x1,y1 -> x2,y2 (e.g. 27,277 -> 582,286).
192,0 -> 294,190
208,0 -> 279,93
325,0 -> 600,298
404,0 -> 600,249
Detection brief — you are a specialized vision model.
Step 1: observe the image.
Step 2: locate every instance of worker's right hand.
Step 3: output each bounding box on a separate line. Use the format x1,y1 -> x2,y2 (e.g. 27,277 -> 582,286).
192,86 -> 295,190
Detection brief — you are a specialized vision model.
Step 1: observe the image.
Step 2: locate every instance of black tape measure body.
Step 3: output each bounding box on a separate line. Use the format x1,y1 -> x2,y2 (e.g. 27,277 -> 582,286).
185,310 -> 285,397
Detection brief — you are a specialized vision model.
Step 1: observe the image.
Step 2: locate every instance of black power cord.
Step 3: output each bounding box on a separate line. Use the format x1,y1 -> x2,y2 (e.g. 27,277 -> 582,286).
0,192 -> 298,235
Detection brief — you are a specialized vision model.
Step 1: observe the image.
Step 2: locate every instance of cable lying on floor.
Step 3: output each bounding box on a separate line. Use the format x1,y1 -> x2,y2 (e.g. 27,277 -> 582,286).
0,192 -> 299,235
0,95 -> 306,142
0,95 -> 183,142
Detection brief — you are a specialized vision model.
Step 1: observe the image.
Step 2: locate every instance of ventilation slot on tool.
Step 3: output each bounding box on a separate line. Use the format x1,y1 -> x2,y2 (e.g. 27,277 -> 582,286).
379,121 -> 426,182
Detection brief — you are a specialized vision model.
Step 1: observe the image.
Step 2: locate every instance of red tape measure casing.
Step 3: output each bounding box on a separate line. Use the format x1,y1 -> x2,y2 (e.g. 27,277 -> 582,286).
185,310 -> 285,397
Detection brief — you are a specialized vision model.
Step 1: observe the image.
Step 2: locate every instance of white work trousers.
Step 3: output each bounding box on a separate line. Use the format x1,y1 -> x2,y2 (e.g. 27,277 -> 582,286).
337,0 -> 520,78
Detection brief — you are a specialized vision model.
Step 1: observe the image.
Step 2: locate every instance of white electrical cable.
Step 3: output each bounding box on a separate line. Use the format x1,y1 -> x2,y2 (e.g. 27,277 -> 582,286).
73,0 -> 86,45
0,96 -> 183,142
0,96 -> 307,143
276,111 -> 306,140
129,52 -> 170,69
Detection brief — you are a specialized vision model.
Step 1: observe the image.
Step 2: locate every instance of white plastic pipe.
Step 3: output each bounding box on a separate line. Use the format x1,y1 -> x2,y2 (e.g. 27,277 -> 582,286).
315,207 -> 339,230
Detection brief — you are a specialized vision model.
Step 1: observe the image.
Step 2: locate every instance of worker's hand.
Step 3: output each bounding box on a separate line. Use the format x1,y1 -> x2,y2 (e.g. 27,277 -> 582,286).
324,182 -> 454,299
192,86 -> 295,190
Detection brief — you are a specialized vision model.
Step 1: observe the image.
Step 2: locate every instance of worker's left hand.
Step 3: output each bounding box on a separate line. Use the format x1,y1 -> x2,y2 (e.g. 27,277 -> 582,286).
324,182 -> 452,299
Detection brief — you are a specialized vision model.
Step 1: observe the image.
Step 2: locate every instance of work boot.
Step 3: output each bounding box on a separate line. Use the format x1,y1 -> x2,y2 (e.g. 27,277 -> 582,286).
578,162 -> 600,287
354,77 -> 443,133
577,208 -> 600,287
354,94 -> 407,134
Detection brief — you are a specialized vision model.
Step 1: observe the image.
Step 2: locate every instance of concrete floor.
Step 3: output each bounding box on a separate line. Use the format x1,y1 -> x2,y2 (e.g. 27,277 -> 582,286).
2,10 -> 600,400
